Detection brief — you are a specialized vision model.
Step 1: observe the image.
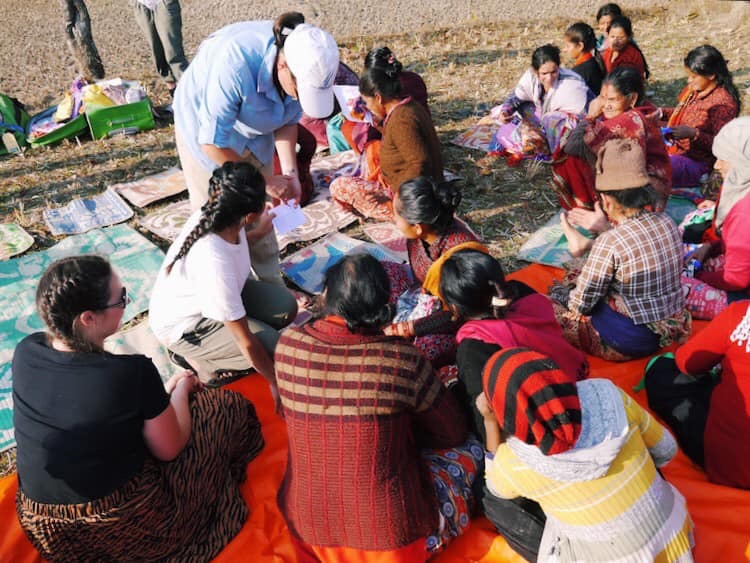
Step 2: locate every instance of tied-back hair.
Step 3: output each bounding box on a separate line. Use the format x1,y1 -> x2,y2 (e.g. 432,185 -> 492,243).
603,66 -> 645,106
565,22 -> 605,73
322,254 -> 394,332
685,45 -> 741,112
531,44 -> 561,70
607,16 -> 650,79
166,162 -> 267,275
359,46 -> 403,99
36,255 -> 112,353
598,184 -> 657,210
596,3 -> 623,21
273,11 -> 305,48
396,176 -> 462,235
439,250 -> 518,319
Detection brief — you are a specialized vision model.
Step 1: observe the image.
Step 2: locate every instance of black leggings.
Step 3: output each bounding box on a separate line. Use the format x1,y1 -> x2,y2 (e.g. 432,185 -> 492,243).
644,355 -> 717,467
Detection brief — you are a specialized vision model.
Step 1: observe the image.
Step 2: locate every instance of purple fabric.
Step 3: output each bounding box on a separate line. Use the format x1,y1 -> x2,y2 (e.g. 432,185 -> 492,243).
670,154 -> 711,188
590,301 -> 660,357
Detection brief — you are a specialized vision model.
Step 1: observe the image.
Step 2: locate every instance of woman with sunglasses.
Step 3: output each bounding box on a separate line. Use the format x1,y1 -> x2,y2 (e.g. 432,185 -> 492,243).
13,255 -> 264,561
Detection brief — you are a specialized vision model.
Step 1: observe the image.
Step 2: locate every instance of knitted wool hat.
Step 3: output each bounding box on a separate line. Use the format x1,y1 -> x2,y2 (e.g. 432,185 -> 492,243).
595,138 -> 650,191
482,347 -> 582,455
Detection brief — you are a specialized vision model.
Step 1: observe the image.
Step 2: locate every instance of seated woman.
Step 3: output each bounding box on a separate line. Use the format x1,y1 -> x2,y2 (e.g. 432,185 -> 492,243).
660,45 -> 741,188
149,162 -> 297,392
563,22 -> 605,96
439,249 -> 588,441
601,16 -> 650,80
646,300 -> 750,489
552,66 -> 670,213
681,116 -> 750,319
383,177 -> 486,376
489,44 -> 591,160
335,47 -> 431,155
274,254 -> 483,561
551,139 -> 689,361
479,347 -> 694,561
594,3 -> 623,51
13,256 -> 264,561
329,49 -> 443,221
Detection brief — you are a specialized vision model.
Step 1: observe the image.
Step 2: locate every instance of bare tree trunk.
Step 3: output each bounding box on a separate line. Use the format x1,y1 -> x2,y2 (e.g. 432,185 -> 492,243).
60,0 -> 105,79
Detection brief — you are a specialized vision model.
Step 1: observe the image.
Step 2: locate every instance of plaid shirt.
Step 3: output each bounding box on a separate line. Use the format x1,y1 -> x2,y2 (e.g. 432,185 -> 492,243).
569,212 -> 684,324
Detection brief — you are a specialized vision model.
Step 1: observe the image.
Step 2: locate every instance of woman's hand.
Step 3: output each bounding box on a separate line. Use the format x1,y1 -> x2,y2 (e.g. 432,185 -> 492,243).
475,392 -> 496,420
164,370 -> 197,394
174,372 -> 202,395
566,201 -> 610,233
586,96 -> 605,120
270,381 -> 283,417
490,105 -> 513,124
669,125 -> 698,140
686,243 -> 712,264
383,321 -> 414,338
245,204 -> 275,243
266,174 -> 301,203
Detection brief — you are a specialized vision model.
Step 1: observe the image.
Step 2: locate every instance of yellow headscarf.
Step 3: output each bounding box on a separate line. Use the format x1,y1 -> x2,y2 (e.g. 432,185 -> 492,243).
421,241 -> 490,307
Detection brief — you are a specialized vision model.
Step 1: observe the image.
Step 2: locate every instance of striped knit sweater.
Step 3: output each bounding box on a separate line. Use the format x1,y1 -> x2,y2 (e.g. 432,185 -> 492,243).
275,318 -> 468,551
486,379 -> 694,562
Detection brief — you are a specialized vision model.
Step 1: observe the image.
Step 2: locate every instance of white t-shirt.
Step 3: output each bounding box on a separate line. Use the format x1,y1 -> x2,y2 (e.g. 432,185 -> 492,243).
149,211 -> 252,345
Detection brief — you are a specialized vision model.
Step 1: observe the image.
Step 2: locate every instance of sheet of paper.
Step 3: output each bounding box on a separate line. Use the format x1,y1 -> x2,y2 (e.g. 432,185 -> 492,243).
272,201 -> 307,235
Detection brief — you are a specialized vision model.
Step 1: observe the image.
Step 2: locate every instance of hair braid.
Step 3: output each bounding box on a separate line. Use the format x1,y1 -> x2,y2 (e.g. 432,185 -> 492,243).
166,195 -> 220,275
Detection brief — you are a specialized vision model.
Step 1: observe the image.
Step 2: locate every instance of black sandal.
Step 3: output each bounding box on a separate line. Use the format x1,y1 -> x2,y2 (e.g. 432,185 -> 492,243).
206,368 -> 255,389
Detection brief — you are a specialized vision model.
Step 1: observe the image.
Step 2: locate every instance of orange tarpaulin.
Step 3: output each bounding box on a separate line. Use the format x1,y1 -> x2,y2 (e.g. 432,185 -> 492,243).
1,264 -> 749,562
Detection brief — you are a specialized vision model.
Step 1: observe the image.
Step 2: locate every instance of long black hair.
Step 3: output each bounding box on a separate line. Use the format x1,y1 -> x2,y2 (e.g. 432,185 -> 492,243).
359,46 -> 403,99
602,66 -> 645,107
607,16 -> 650,79
531,44 -> 561,70
439,250 -> 518,319
596,3 -> 623,22
396,177 -> 461,235
322,254 -> 394,331
273,11 -> 305,48
166,162 -> 266,274
565,22 -> 605,72
36,255 -> 113,352
684,45 -> 741,112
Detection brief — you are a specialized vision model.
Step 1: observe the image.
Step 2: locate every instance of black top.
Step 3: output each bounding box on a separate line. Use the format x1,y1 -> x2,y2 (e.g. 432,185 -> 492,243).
455,281 -> 538,442
572,57 -> 604,97
12,333 -> 170,504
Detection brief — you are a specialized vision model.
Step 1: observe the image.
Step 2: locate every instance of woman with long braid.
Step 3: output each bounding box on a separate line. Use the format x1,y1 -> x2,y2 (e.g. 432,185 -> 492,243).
149,161 -> 297,395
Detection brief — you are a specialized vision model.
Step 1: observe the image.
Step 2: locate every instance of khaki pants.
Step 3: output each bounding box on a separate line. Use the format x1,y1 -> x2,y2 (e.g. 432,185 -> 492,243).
175,127 -> 284,285
168,279 -> 297,379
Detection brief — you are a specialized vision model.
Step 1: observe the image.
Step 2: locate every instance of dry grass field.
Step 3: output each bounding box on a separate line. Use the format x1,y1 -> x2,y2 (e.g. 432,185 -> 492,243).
0,0 -> 748,474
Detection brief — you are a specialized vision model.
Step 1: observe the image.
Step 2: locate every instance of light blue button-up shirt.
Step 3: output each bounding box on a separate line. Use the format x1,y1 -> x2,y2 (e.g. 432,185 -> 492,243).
173,21 -> 303,173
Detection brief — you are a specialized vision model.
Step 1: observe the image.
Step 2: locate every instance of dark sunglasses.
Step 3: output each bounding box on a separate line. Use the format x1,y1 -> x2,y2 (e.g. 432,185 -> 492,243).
102,287 -> 128,310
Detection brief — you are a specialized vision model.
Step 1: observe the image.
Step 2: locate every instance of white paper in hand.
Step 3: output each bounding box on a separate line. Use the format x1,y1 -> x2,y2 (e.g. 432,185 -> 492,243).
272,200 -> 307,235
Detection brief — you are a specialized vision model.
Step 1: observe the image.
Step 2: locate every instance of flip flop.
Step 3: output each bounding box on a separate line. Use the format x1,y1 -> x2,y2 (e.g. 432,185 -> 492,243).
206,368 -> 255,389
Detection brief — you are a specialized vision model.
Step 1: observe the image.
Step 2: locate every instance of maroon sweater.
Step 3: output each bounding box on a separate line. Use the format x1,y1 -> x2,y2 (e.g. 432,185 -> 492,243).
275,318 -> 468,550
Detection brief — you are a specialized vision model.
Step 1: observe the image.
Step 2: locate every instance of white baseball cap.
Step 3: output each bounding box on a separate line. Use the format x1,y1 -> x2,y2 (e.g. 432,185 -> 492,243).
283,24 -> 340,119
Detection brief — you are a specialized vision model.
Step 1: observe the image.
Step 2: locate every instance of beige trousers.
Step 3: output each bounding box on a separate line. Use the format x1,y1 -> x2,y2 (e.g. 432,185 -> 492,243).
175,127 -> 284,285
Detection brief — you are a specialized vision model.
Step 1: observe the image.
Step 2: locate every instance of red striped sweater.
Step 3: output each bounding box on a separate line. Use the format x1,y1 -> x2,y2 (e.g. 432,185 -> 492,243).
275,318 -> 468,550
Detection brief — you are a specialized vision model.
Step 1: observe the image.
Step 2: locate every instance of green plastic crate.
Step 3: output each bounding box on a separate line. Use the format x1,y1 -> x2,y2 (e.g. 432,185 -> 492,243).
27,107 -> 89,148
86,99 -> 154,140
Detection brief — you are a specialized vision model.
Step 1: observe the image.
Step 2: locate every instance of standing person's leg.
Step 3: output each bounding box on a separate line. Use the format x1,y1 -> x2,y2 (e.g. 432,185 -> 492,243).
132,2 -> 170,83
152,0 -> 189,86
175,126 -> 213,211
